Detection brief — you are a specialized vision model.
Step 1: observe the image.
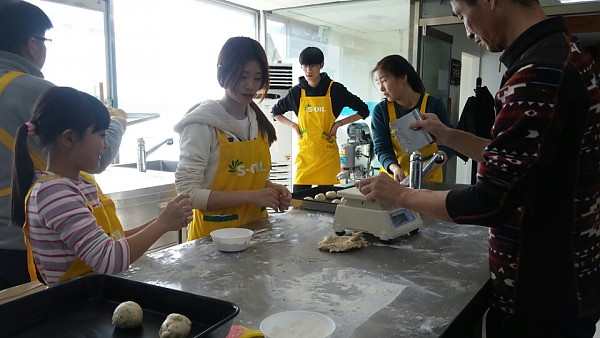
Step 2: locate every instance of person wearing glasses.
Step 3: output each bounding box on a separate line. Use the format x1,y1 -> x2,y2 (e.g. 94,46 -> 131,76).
271,47 -> 370,193
0,1 -> 127,289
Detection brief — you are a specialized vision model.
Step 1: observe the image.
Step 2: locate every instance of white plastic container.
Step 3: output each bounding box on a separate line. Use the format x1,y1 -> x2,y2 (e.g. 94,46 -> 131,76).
260,310 -> 335,338
209,228 -> 254,252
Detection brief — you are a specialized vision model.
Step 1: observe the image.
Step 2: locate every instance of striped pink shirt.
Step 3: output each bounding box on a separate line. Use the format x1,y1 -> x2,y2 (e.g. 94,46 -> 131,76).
26,171 -> 130,284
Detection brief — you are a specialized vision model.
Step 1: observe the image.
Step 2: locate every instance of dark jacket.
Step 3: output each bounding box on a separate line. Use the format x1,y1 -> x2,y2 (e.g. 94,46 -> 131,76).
456,85 -> 495,162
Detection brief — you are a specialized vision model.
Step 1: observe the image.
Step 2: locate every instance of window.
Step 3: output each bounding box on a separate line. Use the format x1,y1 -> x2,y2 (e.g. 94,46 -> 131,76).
266,0 -> 411,113
28,0 -> 106,98
112,0 -> 258,162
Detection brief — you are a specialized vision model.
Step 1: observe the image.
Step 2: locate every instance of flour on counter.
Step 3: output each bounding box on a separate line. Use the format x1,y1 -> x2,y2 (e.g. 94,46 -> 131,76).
268,267 -> 406,333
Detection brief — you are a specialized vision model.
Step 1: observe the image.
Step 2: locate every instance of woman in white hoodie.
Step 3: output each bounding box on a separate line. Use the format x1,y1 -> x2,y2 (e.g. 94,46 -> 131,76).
174,37 -> 291,240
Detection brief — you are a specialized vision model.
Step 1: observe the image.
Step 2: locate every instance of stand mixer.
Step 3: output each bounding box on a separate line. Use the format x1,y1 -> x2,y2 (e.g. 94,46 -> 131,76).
338,122 -> 374,182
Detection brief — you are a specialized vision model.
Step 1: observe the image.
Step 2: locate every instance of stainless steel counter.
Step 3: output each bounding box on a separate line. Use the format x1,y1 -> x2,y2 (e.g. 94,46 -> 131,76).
120,207 -> 489,337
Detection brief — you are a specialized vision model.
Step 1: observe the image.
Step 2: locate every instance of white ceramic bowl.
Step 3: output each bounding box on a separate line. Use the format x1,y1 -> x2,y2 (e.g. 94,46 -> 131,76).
260,310 -> 335,338
209,228 -> 254,252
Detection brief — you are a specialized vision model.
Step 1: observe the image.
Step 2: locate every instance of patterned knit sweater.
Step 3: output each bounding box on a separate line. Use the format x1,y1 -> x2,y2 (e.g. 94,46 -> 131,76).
446,17 -> 600,320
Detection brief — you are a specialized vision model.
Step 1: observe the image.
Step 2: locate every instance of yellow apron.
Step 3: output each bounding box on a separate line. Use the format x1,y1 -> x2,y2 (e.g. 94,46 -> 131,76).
294,80 -> 340,185
0,71 -> 46,198
383,93 -> 442,182
187,129 -> 271,240
23,173 -> 125,283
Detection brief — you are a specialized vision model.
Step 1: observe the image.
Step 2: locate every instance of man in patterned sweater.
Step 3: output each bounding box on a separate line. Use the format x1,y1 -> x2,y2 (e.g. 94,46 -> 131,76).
356,0 -> 600,336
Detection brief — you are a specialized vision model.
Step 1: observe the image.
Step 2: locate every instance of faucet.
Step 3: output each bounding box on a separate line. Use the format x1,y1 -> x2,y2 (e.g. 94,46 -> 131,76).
406,150 -> 446,189
137,137 -> 173,172
336,171 -> 351,181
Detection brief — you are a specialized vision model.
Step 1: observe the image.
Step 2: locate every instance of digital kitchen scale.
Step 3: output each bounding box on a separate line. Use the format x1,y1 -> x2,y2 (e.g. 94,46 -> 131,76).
332,186 -> 422,243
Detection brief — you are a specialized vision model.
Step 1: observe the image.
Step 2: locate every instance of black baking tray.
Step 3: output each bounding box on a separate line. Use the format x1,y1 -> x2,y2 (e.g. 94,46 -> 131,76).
0,274 -> 239,338
291,186 -> 350,213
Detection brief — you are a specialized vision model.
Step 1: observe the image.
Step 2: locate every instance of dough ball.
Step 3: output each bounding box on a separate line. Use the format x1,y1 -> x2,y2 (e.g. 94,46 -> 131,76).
340,197 -> 347,204
112,301 -> 143,329
325,191 -> 337,199
331,198 -> 341,204
314,193 -> 326,201
159,313 -> 192,338
303,196 -> 314,200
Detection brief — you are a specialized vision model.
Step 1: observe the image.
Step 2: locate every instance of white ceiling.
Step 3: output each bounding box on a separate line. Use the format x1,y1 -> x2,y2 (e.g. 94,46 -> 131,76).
230,0 -> 357,11
232,0 -> 600,10
271,0 -> 411,34
230,0 -> 600,37
41,0 -> 600,46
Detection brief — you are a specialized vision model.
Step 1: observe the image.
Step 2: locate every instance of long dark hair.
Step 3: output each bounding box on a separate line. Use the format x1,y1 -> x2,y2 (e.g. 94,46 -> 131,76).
217,36 -> 277,145
372,55 -> 426,94
11,87 -> 110,226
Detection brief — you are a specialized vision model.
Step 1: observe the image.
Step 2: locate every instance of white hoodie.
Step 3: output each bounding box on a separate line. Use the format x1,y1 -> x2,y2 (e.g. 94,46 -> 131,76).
173,100 -> 261,210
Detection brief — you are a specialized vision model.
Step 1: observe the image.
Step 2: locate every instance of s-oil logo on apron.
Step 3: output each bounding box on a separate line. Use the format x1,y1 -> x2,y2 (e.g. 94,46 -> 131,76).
228,159 -> 267,176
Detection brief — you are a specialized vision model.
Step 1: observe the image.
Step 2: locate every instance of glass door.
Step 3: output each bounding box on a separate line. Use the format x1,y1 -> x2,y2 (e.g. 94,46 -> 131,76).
419,26 -> 453,182
419,26 -> 452,109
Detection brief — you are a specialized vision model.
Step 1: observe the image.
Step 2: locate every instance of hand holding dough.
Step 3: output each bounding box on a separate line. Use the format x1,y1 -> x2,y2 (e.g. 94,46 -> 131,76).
159,313 -> 192,338
112,301 -> 143,329
325,191 -> 337,199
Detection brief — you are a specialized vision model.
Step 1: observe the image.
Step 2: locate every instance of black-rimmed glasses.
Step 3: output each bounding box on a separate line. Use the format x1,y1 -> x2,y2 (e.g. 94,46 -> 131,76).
32,36 -> 52,43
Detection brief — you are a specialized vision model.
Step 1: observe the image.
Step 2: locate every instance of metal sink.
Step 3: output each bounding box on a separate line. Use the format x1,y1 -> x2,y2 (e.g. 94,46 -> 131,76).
112,160 -> 178,172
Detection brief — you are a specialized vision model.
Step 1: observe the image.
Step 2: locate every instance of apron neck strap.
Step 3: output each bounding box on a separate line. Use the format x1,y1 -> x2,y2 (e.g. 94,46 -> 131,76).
419,93 -> 430,113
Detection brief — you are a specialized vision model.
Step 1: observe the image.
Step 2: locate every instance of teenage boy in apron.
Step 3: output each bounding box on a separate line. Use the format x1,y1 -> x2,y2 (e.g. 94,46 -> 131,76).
271,47 -> 370,193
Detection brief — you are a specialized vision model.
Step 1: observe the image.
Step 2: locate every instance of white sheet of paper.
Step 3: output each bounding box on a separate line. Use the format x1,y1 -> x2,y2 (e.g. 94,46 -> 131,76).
390,109 -> 434,154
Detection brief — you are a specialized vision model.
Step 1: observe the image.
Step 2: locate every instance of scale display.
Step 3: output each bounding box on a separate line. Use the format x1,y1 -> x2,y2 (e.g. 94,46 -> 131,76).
389,209 -> 417,229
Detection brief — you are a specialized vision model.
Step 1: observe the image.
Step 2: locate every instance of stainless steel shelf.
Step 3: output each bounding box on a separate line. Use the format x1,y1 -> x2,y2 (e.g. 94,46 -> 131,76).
126,113 -> 160,126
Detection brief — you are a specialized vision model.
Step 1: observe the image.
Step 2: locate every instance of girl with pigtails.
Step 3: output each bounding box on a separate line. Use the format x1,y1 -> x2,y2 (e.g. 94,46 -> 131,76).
11,87 -> 192,285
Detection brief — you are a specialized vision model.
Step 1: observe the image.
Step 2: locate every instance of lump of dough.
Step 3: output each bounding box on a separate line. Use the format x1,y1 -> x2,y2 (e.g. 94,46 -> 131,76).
318,232 -> 368,253
331,199 -> 341,204
159,313 -> 192,338
325,191 -> 337,199
314,193 -> 326,201
112,301 -> 143,329
303,196 -> 314,200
